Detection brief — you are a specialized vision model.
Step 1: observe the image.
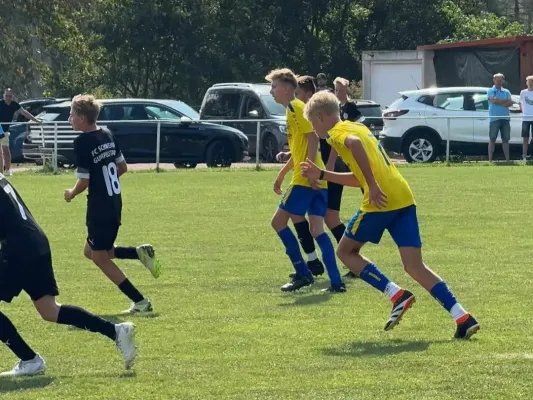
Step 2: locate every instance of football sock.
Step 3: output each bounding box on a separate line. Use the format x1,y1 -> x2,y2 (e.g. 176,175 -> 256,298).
359,263 -> 394,293
0,311 -> 37,361
118,279 -> 145,303
277,227 -> 311,277
293,221 -> 317,260
330,223 -> 346,244
57,305 -> 117,341
114,247 -> 139,260
315,233 -> 342,286
430,281 -> 468,322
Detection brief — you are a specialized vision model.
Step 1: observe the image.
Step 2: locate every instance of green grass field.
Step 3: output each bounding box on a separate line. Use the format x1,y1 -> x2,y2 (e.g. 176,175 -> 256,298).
1,165 -> 533,399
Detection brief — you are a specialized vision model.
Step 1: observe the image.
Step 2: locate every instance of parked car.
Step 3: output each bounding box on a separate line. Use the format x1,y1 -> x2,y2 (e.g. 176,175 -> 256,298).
199,83 -> 288,162
379,87 -> 523,163
354,99 -> 384,137
17,97 -> 71,122
21,99 -> 249,168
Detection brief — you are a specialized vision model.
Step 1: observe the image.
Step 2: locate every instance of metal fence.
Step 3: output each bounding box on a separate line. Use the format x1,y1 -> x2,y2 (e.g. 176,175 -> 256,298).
7,114 -> 530,173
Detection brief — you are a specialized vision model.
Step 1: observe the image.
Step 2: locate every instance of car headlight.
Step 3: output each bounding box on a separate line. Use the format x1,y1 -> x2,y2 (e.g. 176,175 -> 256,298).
278,125 -> 287,135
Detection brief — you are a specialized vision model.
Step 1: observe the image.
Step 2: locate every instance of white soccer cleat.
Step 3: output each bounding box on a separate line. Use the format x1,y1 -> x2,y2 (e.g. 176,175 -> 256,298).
136,244 -> 161,279
4,170 -> 12,177
0,354 -> 46,377
115,322 -> 136,370
121,298 -> 153,315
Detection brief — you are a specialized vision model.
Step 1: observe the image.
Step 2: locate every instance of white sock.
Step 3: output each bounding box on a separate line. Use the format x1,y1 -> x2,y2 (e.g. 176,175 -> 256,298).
307,251 -> 318,262
450,303 -> 468,321
384,282 -> 401,300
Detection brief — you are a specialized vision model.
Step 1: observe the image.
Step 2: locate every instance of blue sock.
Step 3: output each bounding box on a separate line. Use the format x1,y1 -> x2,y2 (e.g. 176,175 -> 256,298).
430,281 -> 458,312
277,227 -> 310,277
359,263 -> 391,293
315,233 -> 342,286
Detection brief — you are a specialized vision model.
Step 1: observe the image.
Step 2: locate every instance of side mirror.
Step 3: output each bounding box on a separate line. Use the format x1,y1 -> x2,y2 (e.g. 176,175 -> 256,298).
248,110 -> 259,118
180,116 -> 193,125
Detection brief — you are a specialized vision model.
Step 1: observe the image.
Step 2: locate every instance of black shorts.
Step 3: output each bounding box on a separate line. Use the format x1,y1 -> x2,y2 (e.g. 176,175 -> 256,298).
327,159 -> 350,211
87,223 -> 119,251
522,121 -> 533,138
0,253 -> 59,303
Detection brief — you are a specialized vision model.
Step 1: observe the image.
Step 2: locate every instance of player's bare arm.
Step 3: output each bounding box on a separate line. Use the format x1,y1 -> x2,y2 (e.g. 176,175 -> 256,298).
345,136 -> 387,208
300,158 -> 360,187
64,178 -> 89,202
117,160 -> 127,177
274,156 -> 293,195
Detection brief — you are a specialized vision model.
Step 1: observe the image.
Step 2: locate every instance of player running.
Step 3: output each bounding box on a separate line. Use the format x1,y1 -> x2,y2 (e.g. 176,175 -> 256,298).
64,95 -> 161,314
268,68 -> 344,293
300,91 -> 479,339
0,174 -> 136,376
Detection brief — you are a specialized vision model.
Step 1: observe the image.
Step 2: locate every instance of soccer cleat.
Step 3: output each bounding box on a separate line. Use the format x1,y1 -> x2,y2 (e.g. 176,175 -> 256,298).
454,314 -> 480,340
0,354 -> 46,377
121,298 -> 153,315
136,244 -> 161,279
4,170 -> 12,177
321,283 -> 347,293
115,322 -> 136,370
384,290 -> 415,331
289,259 -> 324,278
343,271 -> 359,279
281,274 -> 314,292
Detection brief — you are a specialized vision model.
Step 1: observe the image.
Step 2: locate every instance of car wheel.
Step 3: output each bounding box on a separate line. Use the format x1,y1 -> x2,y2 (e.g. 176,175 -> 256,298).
206,140 -> 233,168
173,162 -> 197,169
402,131 -> 440,163
262,134 -> 278,163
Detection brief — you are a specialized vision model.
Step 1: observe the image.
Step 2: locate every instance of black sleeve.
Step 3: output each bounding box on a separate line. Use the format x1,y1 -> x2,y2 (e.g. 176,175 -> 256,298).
74,136 -> 92,179
13,102 -> 21,112
345,102 -> 362,122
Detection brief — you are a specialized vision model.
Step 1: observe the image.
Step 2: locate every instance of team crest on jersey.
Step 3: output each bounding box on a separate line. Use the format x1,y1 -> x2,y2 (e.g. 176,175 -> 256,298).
343,113 -> 348,119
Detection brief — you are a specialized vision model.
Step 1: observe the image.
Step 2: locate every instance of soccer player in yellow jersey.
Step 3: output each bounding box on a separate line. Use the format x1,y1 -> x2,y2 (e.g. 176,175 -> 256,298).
266,68 -> 345,293
300,91 -> 479,339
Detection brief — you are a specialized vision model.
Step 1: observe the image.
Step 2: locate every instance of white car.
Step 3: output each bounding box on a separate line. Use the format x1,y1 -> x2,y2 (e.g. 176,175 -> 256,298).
379,87 -> 522,163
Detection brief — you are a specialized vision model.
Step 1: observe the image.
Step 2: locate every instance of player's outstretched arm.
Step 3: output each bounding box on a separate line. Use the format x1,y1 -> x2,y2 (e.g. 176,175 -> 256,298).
300,158 -> 360,187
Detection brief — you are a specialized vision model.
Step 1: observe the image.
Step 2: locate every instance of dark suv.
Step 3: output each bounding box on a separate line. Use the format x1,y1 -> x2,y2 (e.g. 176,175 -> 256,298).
354,100 -> 383,137
200,83 -> 288,162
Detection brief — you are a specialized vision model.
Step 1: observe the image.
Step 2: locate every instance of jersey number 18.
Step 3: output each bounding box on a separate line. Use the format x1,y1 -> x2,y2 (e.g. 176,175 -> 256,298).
102,162 -> 121,196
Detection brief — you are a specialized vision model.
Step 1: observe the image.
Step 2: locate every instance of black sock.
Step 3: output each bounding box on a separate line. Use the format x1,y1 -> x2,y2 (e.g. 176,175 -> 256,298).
118,279 -> 144,303
330,223 -> 346,244
0,311 -> 37,361
57,305 -> 116,341
114,247 -> 139,260
293,221 -> 316,255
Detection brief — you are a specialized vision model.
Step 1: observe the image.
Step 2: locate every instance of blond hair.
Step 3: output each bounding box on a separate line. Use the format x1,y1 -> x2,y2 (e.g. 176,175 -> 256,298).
265,68 -> 298,88
526,75 -> 533,82
333,77 -> 349,87
493,73 -> 505,79
71,95 -> 101,124
303,91 -> 340,121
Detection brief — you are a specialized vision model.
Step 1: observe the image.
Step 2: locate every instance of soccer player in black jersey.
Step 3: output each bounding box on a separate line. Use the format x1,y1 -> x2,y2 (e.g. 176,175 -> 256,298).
64,95 -> 161,314
0,174 -> 136,376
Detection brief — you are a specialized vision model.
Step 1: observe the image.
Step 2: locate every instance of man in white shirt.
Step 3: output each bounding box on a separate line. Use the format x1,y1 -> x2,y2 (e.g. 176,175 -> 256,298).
519,76 -> 533,160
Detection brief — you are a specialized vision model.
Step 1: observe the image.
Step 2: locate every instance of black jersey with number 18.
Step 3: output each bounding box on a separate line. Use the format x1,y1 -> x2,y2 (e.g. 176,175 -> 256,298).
0,174 -> 50,261
74,127 -> 124,226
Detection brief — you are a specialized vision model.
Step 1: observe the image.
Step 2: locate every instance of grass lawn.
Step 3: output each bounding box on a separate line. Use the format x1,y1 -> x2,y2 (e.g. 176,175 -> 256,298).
1,165 -> 533,399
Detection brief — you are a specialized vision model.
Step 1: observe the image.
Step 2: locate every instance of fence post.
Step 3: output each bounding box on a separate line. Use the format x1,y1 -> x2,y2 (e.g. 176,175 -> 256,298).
446,117 -> 451,164
156,121 -> 161,172
255,121 -> 261,170
53,123 -> 58,173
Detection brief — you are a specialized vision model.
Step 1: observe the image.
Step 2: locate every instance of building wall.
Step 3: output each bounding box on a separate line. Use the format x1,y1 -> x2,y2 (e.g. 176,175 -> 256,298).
362,50 -> 434,107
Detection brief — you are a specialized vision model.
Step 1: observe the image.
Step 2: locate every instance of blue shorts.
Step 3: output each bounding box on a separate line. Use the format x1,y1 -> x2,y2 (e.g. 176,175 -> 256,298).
279,185 -> 328,217
345,205 -> 422,247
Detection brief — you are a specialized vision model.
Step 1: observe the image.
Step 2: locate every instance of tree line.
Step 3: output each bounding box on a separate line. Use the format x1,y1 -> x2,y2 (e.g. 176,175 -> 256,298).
0,0 -> 530,106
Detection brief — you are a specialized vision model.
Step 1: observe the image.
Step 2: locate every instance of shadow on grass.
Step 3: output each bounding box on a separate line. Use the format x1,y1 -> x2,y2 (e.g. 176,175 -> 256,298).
322,339 -> 450,358
279,293 -> 332,307
0,376 -> 55,392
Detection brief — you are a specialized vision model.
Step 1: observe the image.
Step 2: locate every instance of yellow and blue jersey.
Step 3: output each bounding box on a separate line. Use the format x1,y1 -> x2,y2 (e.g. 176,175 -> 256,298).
326,120 -> 415,212
286,99 -> 327,189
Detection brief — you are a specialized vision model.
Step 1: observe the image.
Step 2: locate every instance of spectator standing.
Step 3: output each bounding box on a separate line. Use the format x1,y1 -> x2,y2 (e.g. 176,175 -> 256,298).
519,76 -> 533,161
487,74 -> 513,162
0,89 -> 40,175
316,73 -> 334,93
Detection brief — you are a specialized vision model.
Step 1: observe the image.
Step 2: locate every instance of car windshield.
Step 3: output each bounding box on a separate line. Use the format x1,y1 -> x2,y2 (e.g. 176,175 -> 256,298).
260,95 -> 286,116
158,100 -> 199,120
